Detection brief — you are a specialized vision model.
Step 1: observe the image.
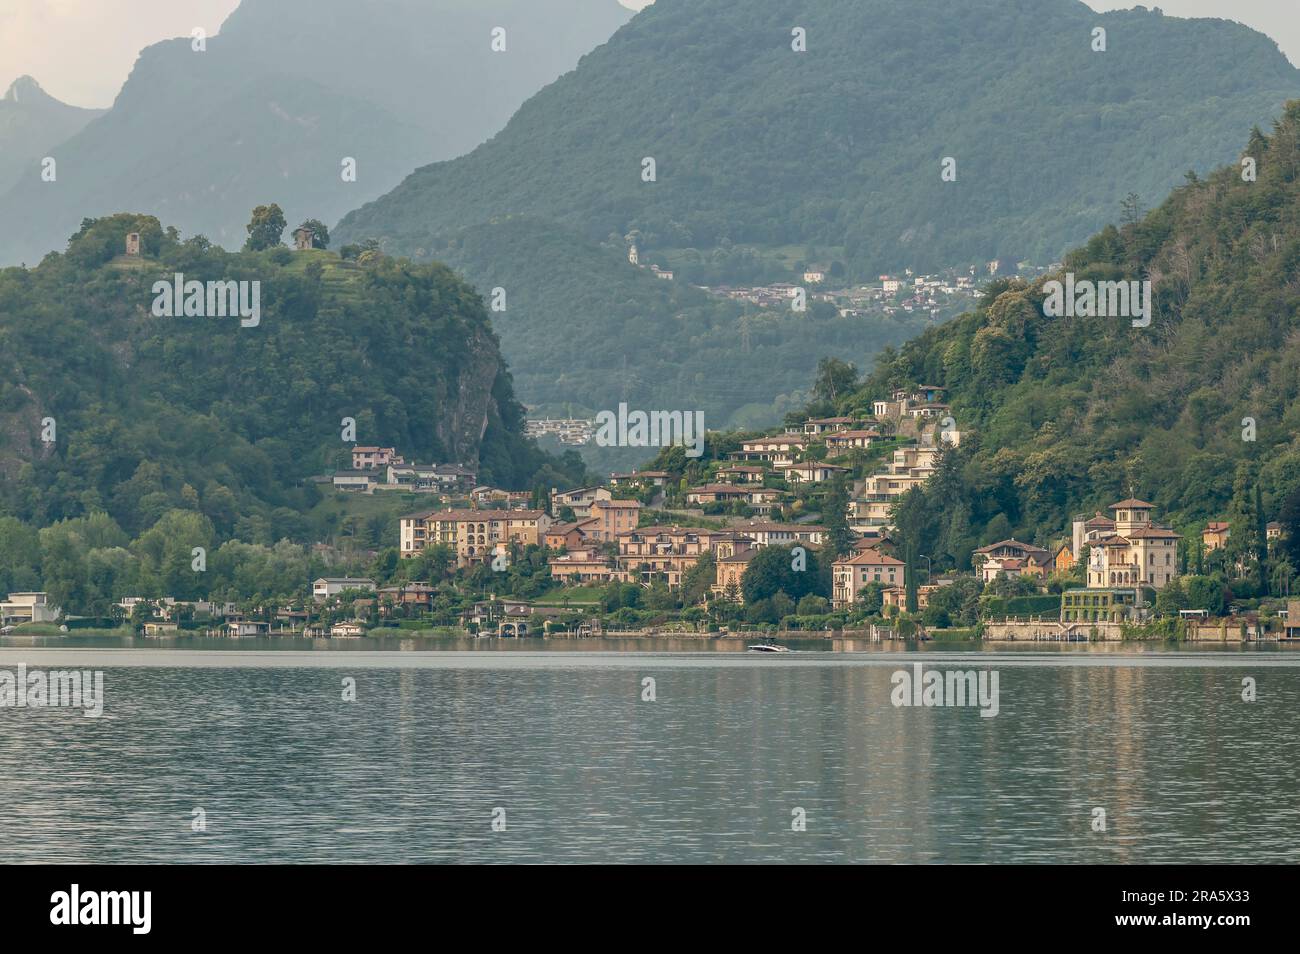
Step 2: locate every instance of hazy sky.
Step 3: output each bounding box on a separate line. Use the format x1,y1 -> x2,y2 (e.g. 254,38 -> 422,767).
1,0 -> 1295,108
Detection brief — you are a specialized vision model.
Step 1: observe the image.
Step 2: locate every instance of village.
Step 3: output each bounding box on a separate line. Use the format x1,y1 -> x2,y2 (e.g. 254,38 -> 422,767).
5,383 -> 1296,644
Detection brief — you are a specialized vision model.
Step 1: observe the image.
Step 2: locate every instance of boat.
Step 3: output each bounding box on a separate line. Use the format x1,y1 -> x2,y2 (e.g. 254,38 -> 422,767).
747,642 -> 789,653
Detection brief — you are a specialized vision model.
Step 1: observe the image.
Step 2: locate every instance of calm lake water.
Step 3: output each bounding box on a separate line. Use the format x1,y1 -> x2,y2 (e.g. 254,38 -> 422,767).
2,638 -> 1299,863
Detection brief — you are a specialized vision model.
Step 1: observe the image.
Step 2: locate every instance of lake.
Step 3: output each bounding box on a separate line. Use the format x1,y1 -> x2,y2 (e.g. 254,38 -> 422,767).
2,638 -> 1298,863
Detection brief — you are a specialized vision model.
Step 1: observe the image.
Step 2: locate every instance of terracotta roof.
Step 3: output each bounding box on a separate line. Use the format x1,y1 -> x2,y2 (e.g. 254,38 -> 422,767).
1125,527 -> 1181,539
1110,498 -> 1155,510
1083,513 -> 1115,527
689,484 -> 749,494
1204,522 -> 1230,533
973,538 -> 1049,557
718,549 -> 759,564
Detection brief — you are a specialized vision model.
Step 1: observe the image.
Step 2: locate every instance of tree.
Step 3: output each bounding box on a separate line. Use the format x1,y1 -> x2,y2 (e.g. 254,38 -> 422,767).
1254,484 -> 1269,592
796,594 -> 830,615
244,204 -> 287,251
1281,486 -> 1300,570
681,552 -> 716,606
741,545 -> 821,605
856,581 -> 886,615
821,477 -> 856,558
1120,192 -> 1145,226
812,357 -> 858,405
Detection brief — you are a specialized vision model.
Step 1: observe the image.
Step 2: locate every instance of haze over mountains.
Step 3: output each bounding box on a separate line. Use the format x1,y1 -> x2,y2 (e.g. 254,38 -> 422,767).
0,0 -> 632,265
338,0 -> 1300,277
0,76 -> 104,197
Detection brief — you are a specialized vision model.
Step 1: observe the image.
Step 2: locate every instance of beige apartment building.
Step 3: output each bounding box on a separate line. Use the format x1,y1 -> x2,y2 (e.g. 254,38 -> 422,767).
584,498 -> 643,542
832,550 -> 906,608
850,444 -> 941,529
400,508 -> 551,565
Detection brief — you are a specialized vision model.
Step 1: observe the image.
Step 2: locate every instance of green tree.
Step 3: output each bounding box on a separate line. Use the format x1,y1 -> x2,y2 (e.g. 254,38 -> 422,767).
244,204 -> 287,251
821,476 -> 856,558
812,357 -> 859,405
741,545 -> 821,604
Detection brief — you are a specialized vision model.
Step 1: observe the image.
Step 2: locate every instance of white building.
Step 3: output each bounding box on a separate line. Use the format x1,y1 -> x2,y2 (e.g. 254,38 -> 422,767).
0,592 -> 61,624
312,578 -> 376,602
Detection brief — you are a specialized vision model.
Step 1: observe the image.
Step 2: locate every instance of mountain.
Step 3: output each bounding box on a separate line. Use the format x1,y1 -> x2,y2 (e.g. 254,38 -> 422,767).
337,0 -> 1300,278
0,76 -> 104,196
0,0 -> 632,265
821,102 -> 1300,576
0,213 -> 582,540
420,216 -> 932,435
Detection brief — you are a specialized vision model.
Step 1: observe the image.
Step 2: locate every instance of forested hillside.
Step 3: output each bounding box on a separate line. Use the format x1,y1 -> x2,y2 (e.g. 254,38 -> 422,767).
337,0 -> 1299,278
424,217 -> 931,428
0,212 -> 581,544
818,103 -> 1300,583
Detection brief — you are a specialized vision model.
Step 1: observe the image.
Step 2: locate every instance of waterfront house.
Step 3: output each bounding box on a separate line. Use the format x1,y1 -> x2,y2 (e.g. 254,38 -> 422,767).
313,578 -> 376,602
1070,511 -> 1116,558
1085,500 -> 1179,590
832,550 -> 905,608
1061,589 -> 1139,624
547,548 -> 616,585
972,540 -> 1051,583
0,592 -> 60,625
712,547 -> 758,600
398,508 -> 551,564
222,620 -> 270,637
375,582 -> 437,614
